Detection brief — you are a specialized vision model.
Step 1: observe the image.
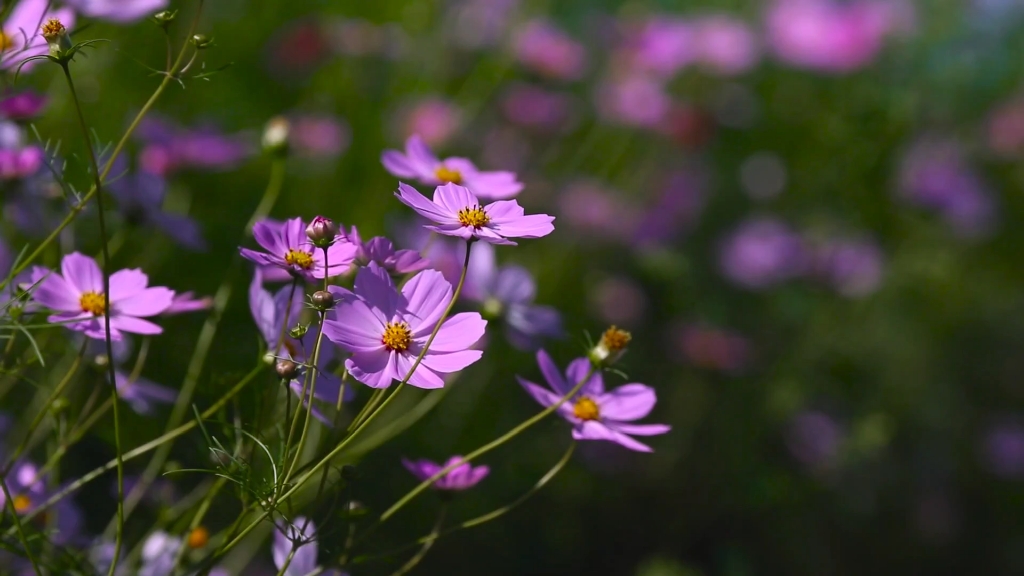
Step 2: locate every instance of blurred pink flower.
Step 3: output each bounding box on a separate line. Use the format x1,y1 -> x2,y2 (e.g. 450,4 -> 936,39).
596,74 -> 672,128
398,97 -> 463,147
672,323 -> 751,374
624,17 -> 695,77
590,276 -> 647,325
449,0 -> 519,49
692,16 -> 760,76
557,180 -> 640,241
987,96 -> 1024,157
512,19 -> 587,81
501,83 -> 575,130
289,113 -> 350,159
812,236 -> 885,298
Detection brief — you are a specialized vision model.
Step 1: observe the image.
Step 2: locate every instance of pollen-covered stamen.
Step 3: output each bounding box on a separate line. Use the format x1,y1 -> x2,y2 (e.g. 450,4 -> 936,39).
381,321 -> 412,352
12,495 -> 31,514
0,31 -> 14,52
600,326 -> 631,354
573,396 -> 600,421
457,205 -> 490,229
284,249 -> 314,269
435,165 -> 463,184
40,18 -> 65,41
79,291 -> 106,316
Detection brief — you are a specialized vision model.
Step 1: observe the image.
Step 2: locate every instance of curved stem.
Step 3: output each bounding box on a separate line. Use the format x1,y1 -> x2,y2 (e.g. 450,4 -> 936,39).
388,503 -> 447,576
1,477 -> 42,575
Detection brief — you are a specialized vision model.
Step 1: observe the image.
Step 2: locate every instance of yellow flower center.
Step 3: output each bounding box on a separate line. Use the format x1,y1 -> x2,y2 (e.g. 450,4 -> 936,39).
79,291 -> 106,316
40,18 -> 65,41
0,31 -> 14,52
457,206 -> 490,229
381,321 -> 412,352
435,165 -> 463,184
573,396 -> 600,421
285,249 -> 314,269
12,495 -> 31,513
600,326 -> 632,354
188,526 -> 209,549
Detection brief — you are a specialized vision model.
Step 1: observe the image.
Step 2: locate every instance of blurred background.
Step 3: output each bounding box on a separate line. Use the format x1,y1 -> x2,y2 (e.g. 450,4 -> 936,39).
7,0 -> 1024,573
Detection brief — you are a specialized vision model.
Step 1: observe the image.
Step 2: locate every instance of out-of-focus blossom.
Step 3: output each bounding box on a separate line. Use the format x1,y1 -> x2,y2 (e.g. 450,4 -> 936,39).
85,337 -> 176,415
664,104 -> 717,149
786,410 -> 844,470
64,0 -> 168,23
273,516 -> 325,576
0,91 -> 46,120
0,460 -> 83,545
240,217 -> 357,281
480,127 -> 532,173
266,18 -> 331,79
692,16 -> 760,75
138,531 -> 181,576
136,115 -> 252,177
518,350 -> 671,452
813,236 -> 885,297
464,242 -> 562,350
632,170 -> 707,247
512,19 -> 587,80
981,420 -> 1024,479
899,138 -> 997,238
449,0 -> 518,49
288,113 -> 350,159
396,182 -> 554,245
396,97 -> 463,147
323,264 -> 486,389
718,217 -> 808,290
383,135 -> 524,200
501,83 -> 575,130
766,0 -> 908,73
0,145 -> 43,180
0,0 -> 75,72
163,291 -> 213,315
402,455 -> 490,490
326,18 -> 408,60
673,324 -> 751,373
348,226 -> 429,275
596,74 -> 672,128
987,96 -> 1024,157
623,17 -> 695,77
557,180 -> 640,242
590,276 -> 648,326
31,253 -> 174,340
108,166 -> 206,251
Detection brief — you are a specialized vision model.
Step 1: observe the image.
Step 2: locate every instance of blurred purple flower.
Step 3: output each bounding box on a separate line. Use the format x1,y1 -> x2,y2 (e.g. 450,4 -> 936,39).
289,113 -> 350,160
596,73 -> 672,128
348,226 -> 429,275
0,460 -> 83,545
674,324 -> 751,374
590,276 -> 648,326
32,253 -> 174,340
0,91 -> 46,120
108,167 -> 207,251
240,217 -> 357,281
981,420 -> 1024,479
718,217 -> 808,290
518,350 -> 670,452
988,96 -> 1024,157
786,410 -> 844,469
163,291 -> 213,315
813,236 -> 885,297
85,336 -> 176,415
64,0 -> 168,23
396,182 -> 554,245
622,17 -> 695,77
139,531 -> 181,576
501,83 -> 575,130
632,170 -> 707,247
0,145 -> 43,180
383,134 -> 523,200
273,516 -> 320,576
403,456 -> 490,490
397,97 -> 463,147
557,180 -> 639,241
323,264 -> 486,389
136,115 -> 251,176
512,19 -> 587,80
463,242 -> 562,350
692,15 -> 760,76
899,138 -> 997,238
449,0 -> 519,49
0,0 -> 75,72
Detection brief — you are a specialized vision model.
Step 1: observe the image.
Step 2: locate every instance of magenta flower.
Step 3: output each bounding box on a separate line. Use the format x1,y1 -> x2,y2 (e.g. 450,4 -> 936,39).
323,263 -> 486,389
512,19 -> 587,80
348,226 -> 429,275
162,291 -> 213,315
240,217 -> 357,281
382,135 -> 523,200
517,350 -> 670,452
135,115 -> 251,177
31,253 -> 174,341
398,97 -> 463,147
396,182 -> 554,246
0,145 -> 43,180
0,0 -> 76,72
63,0 -> 168,23
0,91 -> 47,121
402,455 -> 489,491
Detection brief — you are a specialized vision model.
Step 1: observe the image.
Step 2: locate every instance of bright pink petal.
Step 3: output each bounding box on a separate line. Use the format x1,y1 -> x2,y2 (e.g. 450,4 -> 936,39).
395,352 -> 446,389
353,263 -> 399,318
489,213 -> 555,239
405,134 -> 441,174
322,300 -> 386,353
108,269 -> 149,301
433,183 -> 480,214
572,421 -> 654,452
402,269 -> 453,332
61,252 -> 103,294
420,349 -> 483,373
252,219 -> 287,254
396,182 -> 456,223
482,200 -> 525,219
346,350 -> 394,388
517,376 -> 574,420
32,273 -> 80,311
596,383 -> 656,421
114,287 -> 174,317
110,315 -> 164,335
381,150 -> 423,179
419,313 -> 485,352
610,422 -> 671,436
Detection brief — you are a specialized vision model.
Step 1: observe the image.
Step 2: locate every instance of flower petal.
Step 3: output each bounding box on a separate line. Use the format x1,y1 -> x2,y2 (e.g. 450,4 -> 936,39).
402,269 -> 454,333
32,272 -> 81,311
394,352 -> 446,389
419,349 -> 483,374
353,263 -> 399,319
572,421 -> 655,452
108,269 -> 150,301
596,383 -> 656,421
396,182 -> 456,223
381,150 -> 422,179
433,183 -> 480,215
346,350 -> 394,389
110,315 -> 164,336
565,357 -> 603,396
61,252 -> 103,294
114,287 -> 174,317
418,312 -> 485,352
516,376 -> 574,420
535,349 -> 568,394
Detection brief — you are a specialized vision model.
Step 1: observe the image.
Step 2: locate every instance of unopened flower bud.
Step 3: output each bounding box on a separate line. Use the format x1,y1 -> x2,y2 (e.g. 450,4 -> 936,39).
187,526 -> 209,549
589,326 -> 632,367
41,19 -> 72,58
305,216 -> 338,248
153,10 -> 176,28
311,290 -> 334,311
341,499 -> 367,519
50,397 -> 70,414
262,116 -> 290,157
275,359 -> 299,380
190,34 -> 213,50
288,323 -> 308,339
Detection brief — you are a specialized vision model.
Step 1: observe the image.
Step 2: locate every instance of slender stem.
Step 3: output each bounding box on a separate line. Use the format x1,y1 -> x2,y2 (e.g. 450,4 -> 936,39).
388,504 -> 447,576
169,476 -> 227,573
248,158 -> 287,231
347,388 -> 385,432
378,365 -> 596,523
1,477 -> 42,575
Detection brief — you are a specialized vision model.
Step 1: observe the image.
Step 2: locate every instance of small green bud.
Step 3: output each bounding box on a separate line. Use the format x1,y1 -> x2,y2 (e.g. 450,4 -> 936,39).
153,10 -> 177,28
190,34 -> 214,50
289,322 -> 309,340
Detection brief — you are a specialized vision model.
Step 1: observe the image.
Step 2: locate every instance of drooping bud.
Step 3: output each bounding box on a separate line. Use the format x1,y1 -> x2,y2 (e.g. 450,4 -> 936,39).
153,10 -> 177,29
589,326 -> 632,367
311,290 -> 334,311
262,116 -> 290,157
190,34 -> 214,50
305,216 -> 338,248
187,526 -> 209,549
41,19 -> 72,59
275,359 -> 299,380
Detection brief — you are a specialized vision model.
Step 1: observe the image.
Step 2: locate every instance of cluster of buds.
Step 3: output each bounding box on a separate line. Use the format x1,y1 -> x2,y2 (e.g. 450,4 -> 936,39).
305,216 -> 338,248
588,326 -> 632,367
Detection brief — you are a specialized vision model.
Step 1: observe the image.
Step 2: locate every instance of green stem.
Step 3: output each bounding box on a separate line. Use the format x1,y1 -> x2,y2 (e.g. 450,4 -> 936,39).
1,476 -> 42,575
169,476 -> 227,574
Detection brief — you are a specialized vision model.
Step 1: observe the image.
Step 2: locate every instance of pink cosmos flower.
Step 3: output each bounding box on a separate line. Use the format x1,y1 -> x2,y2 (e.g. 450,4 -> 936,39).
382,135 -> 523,200
396,182 -> 554,246
398,97 -> 463,147
692,16 -> 760,76
31,253 -> 174,340
0,0 -> 76,72
595,74 -> 673,128
240,217 -> 358,281
322,263 -> 486,389
512,19 -> 587,81
0,146 -> 43,180
348,226 -> 429,275
0,91 -> 47,120
517,350 -> 671,452
63,0 -> 168,23
402,455 -> 490,491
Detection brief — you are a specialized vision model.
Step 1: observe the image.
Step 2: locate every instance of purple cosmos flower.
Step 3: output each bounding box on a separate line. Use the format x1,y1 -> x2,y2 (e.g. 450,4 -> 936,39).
249,269 -> 346,424
692,15 -> 760,76
813,236 -> 885,297
0,460 -> 83,545
595,73 -> 673,128
512,19 -> 587,80
135,115 -> 251,177
396,182 -> 554,246
0,91 -> 46,121
348,226 -> 429,275
63,0 -> 168,23
397,97 -> 463,147
288,113 -> 350,160
402,455 -> 489,490
517,350 -> 671,452
31,253 -> 174,340
241,217 -> 357,281
0,0 -> 76,72
273,516 -> 321,576
108,165 -> 206,251
718,217 -> 808,290
163,291 -> 213,315
382,135 -> 523,200
323,263 -> 486,389
0,145 -> 43,180
981,420 -> 1024,479
463,242 -> 562,350
621,17 -> 695,78
786,410 -> 844,470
